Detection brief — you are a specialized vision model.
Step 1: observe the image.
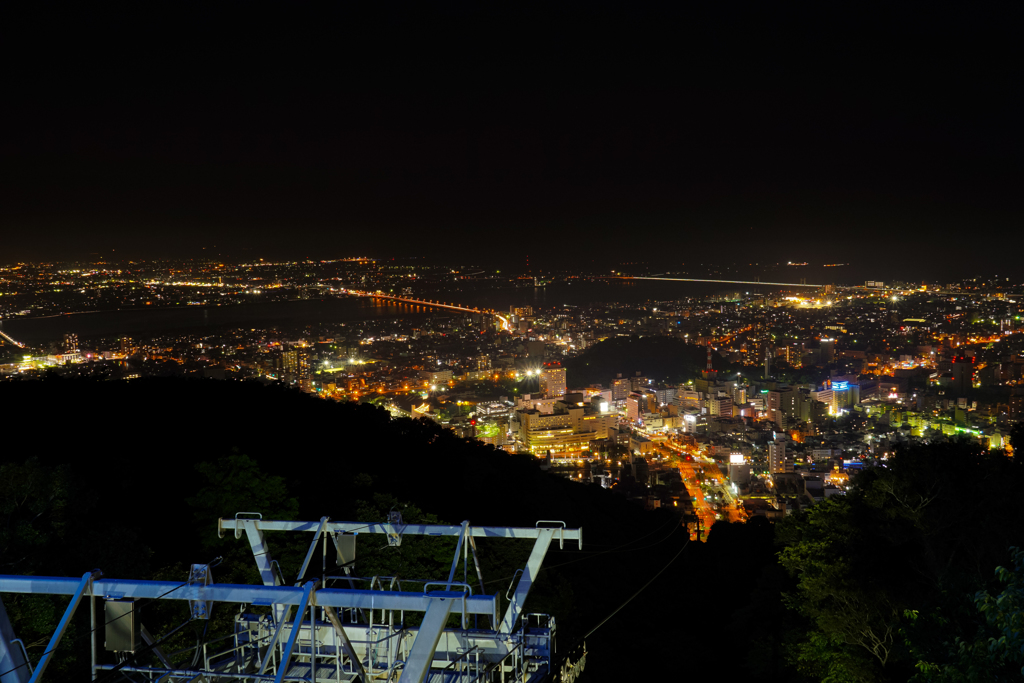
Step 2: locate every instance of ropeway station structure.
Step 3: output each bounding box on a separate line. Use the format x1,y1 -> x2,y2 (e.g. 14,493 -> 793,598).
0,513 -> 582,683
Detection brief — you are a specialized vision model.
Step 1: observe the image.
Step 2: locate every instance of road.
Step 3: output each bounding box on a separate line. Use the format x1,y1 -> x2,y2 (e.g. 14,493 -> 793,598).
651,436 -> 747,540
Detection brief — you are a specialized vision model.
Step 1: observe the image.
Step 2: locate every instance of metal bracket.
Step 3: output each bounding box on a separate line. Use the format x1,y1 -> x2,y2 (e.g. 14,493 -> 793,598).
230,512 -> 263,540
187,563 -> 214,620
385,510 -> 404,547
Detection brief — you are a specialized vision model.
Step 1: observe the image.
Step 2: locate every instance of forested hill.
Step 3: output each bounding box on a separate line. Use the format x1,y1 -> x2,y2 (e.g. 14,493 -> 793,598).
562,335 -> 718,386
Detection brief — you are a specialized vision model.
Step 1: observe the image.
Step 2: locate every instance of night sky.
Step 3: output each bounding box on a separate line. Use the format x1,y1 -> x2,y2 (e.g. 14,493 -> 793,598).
3,6 -> 1021,281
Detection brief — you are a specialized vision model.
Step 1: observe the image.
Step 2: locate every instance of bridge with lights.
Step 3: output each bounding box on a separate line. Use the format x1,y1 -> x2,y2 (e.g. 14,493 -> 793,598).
340,289 -> 511,330
0,328 -> 24,348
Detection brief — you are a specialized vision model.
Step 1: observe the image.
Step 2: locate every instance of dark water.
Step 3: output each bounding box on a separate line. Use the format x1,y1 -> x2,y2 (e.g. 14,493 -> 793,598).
0,298 -> 434,345
456,279 -> 793,310
1,280 -> 796,345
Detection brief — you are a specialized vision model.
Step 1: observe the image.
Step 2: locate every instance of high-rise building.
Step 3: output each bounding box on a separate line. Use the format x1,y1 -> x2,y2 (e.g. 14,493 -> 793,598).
611,376 -> 630,401
769,442 -> 791,474
769,388 -> 803,419
820,338 -> 835,364
513,400 -> 614,456
511,306 -> 533,318
710,395 -> 733,417
951,356 -> 975,395
280,348 -> 311,389
281,349 -> 298,376
539,365 -> 566,397
830,381 -> 853,411
626,392 -> 643,423
676,389 -> 701,410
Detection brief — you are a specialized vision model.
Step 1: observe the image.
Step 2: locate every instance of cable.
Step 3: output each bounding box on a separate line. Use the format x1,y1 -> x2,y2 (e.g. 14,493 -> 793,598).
546,513 -> 680,553
482,516 -> 684,588
189,618 -> 210,669
582,538 -> 689,639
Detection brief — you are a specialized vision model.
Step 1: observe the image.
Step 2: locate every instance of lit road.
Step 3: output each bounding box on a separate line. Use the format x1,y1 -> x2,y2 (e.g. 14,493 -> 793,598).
607,276 -> 823,288
651,437 -> 747,537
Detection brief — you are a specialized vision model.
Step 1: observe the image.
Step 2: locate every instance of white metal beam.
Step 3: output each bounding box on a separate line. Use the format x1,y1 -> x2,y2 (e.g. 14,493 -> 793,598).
274,581 -> 316,683
322,607 -> 367,682
399,593 -> 456,683
294,517 -> 329,585
219,519 -> 582,546
0,576 -> 497,617
241,519 -> 283,586
498,529 -> 555,635
0,594 -> 31,683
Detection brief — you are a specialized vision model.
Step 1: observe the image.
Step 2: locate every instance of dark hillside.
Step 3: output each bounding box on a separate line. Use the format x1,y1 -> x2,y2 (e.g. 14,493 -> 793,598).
563,336 -> 719,386
1,377 -> 708,680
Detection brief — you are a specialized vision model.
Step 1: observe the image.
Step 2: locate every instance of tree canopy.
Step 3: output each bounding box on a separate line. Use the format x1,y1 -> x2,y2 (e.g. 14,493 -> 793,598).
774,438 -> 1024,682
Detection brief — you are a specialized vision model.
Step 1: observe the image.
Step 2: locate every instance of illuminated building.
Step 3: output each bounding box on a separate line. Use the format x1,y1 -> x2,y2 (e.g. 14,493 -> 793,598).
420,369 -> 454,384
729,453 -> 752,486
830,380 -> 857,411
768,387 -> 804,420
709,394 -> 733,417
281,349 -> 298,376
626,391 -> 658,423
626,393 -> 642,423
511,305 -> 533,318
513,400 -> 615,456
610,375 -> 630,401
279,348 -> 311,390
769,441 -> 792,474
516,395 -> 557,414
628,373 -> 648,391
676,389 -> 701,410
539,365 -> 566,397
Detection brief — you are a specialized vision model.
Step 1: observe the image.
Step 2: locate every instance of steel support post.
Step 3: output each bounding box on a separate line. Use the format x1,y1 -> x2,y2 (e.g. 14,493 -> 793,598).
398,593 -> 457,683
241,519 -> 283,587
445,521 -> 469,588
308,591 -> 316,683
27,570 -> 99,683
322,607 -> 366,683
273,580 -> 317,683
295,517 -> 329,585
498,529 -> 555,635
89,595 -> 96,682
0,594 -> 31,683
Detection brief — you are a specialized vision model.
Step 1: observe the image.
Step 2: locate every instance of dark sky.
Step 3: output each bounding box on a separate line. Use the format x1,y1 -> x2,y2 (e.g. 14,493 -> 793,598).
2,6 -> 1021,281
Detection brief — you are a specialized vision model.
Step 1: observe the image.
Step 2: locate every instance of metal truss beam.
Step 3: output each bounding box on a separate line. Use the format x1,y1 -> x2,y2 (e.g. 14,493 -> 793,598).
0,577 -> 497,619
220,519 -> 582,547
